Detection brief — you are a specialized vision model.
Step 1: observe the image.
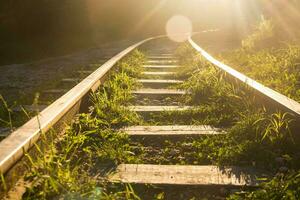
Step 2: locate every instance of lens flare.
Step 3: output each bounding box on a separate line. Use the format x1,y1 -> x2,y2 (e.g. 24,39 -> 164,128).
166,15 -> 193,42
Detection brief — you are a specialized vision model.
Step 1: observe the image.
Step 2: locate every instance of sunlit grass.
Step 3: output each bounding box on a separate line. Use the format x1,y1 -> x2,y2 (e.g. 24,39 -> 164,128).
220,18 -> 300,102
168,43 -> 298,171
3,38 -> 300,199
21,49 -> 146,199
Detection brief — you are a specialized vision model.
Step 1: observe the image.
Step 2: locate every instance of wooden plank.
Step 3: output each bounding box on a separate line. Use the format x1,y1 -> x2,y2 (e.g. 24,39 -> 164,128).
109,164 -> 265,187
125,125 -> 216,131
137,80 -> 183,88
147,56 -> 176,59
147,59 -> 177,62
138,79 -> 183,84
123,125 -> 224,136
132,89 -> 186,95
142,72 -> 176,76
143,65 -> 180,69
128,106 -> 192,112
148,53 -> 173,57
146,60 -> 178,65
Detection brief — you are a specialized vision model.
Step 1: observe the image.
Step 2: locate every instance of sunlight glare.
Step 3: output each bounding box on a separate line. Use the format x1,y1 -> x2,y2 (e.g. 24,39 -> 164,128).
166,15 -> 193,42
130,0 -> 168,35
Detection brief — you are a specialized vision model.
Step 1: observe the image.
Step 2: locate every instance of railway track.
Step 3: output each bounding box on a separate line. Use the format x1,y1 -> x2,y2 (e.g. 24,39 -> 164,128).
109,51 -> 264,190
1,36 -> 300,199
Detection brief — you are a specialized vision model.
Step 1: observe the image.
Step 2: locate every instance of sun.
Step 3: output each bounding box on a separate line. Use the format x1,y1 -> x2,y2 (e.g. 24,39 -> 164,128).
166,15 -> 193,42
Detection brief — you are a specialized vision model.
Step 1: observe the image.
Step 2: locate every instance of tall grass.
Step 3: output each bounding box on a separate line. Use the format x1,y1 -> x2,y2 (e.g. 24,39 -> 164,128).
21,49 -> 145,199
216,17 -> 300,200
174,43 -> 298,172
3,39 -> 299,198
0,95 -> 13,130
229,170 -> 300,200
154,42 -> 300,198
242,16 -> 274,51
220,17 -> 300,102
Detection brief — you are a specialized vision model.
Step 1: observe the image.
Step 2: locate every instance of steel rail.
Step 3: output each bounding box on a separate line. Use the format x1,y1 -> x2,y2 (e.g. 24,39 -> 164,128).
0,37 -> 155,175
189,37 -> 300,118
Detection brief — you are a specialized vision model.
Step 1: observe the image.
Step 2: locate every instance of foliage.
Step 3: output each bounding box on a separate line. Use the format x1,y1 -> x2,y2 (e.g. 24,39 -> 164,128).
91,71 -> 140,129
0,95 -> 13,129
115,49 -> 146,78
180,66 -> 252,124
175,42 -> 256,126
22,50 -> 145,199
221,45 -> 300,102
90,50 -> 145,129
258,112 -> 294,144
192,111 -> 298,169
173,43 -> 299,172
23,131 -> 100,199
6,37 -> 300,199
228,171 -> 300,200
242,16 -> 274,51
220,16 -> 300,102
174,43 -> 205,79
142,109 -> 298,171
207,17 -> 300,199
206,23 -> 300,200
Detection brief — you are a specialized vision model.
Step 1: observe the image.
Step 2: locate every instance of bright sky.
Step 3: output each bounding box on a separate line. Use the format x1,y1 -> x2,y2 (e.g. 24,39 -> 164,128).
84,0 -> 300,39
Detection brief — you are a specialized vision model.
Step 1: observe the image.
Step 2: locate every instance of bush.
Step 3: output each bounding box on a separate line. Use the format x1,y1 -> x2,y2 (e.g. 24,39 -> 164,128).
242,16 -> 274,51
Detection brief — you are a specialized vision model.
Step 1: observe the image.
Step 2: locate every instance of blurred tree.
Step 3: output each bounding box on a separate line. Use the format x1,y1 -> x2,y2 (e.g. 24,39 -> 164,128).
2,0 -> 298,64
0,0 -> 93,64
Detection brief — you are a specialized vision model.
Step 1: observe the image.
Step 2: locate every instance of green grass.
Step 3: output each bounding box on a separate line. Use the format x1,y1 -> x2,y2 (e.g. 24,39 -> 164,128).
137,40 -> 299,198
216,17 -> 300,200
221,46 -> 300,102
177,42 -> 298,165
2,37 -> 300,199
20,49 -> 146,199
219,17 -> 300,102
178,17 -> 300,199
229,170 -> 300,200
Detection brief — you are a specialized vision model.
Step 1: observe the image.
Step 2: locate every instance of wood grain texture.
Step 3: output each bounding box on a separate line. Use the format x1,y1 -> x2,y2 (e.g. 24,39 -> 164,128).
128,106 -> 192,112
109,164 -> 264,186
123,125 -> 224,136
132,89 -> 186,95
